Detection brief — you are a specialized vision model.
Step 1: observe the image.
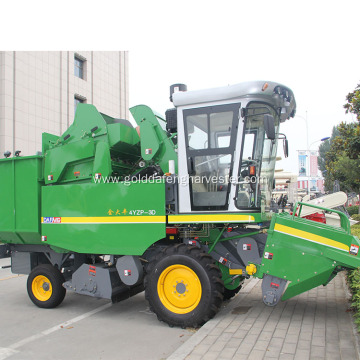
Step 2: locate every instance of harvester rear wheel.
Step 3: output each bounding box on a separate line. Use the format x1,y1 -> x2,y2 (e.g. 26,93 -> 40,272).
145,244 -> 224,328
27,264 -> 66,308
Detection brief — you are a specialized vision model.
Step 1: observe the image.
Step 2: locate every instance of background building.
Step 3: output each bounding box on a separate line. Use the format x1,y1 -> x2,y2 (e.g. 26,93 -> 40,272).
0,51 -> 129,156
297,149 -> 325,195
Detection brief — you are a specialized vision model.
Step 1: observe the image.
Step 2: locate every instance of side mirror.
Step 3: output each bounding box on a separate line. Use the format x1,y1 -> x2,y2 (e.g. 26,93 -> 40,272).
284,139 -> 289,158
263,114 -> 275,140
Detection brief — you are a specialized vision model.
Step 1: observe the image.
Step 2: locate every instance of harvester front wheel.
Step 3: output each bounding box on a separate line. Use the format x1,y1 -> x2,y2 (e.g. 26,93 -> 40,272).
223,285 -> 242,300
145,244 -> 224,328
27,265 -> 66,308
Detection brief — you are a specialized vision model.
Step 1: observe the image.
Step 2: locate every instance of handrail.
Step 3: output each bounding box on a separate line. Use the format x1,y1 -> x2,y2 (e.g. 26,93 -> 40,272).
292,201 -> 351,235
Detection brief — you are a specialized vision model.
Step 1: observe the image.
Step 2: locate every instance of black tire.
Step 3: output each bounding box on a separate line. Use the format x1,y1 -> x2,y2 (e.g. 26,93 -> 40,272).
223,285 -> 242,300
27,264 -> 66,308
145,243 -> 224,328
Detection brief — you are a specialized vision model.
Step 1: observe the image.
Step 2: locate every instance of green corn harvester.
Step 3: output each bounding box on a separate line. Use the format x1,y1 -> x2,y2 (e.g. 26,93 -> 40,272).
0,81 -> 359,328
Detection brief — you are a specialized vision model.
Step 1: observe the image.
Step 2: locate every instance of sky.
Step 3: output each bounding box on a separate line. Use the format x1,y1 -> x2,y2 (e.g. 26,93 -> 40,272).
2,0 -> 360,174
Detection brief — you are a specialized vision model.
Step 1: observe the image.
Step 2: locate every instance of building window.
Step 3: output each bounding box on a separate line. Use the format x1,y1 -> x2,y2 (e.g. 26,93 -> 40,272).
74,54 -> 85,79
74,95 -> 86,113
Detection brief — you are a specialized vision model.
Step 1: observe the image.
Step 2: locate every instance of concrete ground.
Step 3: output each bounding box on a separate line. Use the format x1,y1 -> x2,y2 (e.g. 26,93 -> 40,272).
1,256 -> 360,360
0,258 -> 193,360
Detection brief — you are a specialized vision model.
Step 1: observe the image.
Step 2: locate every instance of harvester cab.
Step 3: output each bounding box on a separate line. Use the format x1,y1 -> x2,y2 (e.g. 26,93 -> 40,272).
168,82 -> 294,216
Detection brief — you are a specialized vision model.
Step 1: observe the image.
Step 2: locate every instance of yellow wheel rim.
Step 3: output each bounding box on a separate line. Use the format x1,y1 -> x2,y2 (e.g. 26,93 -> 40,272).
157,264 -> 202,314
32,275 -> 53,302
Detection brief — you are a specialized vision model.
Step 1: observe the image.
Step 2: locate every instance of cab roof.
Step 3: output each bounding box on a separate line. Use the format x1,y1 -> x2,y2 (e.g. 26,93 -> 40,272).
172,81 -> 296,122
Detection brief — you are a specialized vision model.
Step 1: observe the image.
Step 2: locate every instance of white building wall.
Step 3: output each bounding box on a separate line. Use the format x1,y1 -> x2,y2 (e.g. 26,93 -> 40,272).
0,51 -> 129,157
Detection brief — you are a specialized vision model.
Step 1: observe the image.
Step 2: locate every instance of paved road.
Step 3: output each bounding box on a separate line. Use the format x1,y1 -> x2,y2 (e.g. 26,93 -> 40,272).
0,258 -> 192,360
169,273 -> 360,360
2,256 -> 359,360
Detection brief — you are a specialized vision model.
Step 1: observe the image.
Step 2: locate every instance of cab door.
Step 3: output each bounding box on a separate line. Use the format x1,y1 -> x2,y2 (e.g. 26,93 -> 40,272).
182,103 -> 240,211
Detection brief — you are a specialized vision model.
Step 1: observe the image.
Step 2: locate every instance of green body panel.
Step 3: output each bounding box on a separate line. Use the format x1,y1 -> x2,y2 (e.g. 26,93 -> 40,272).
44,137 -> 97,183
130,105 -> 178,174
41,181 -> 166,255
44,104 -> 141,185
107,123 -> 140,154
42,133 -> 60,154
256,211 -> 360,300
0,156 -> 43,244
93,141 -> 112,179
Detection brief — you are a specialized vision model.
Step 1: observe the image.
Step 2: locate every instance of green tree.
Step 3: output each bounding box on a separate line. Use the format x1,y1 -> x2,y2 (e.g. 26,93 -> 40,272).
333,122 -> 360,160
326,152 -> 360,195
318,126 -> 339,191
323,83 -> 360,213
333,83 -> 360,160
344,83 -> 360,121
326,135 -> 360,213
